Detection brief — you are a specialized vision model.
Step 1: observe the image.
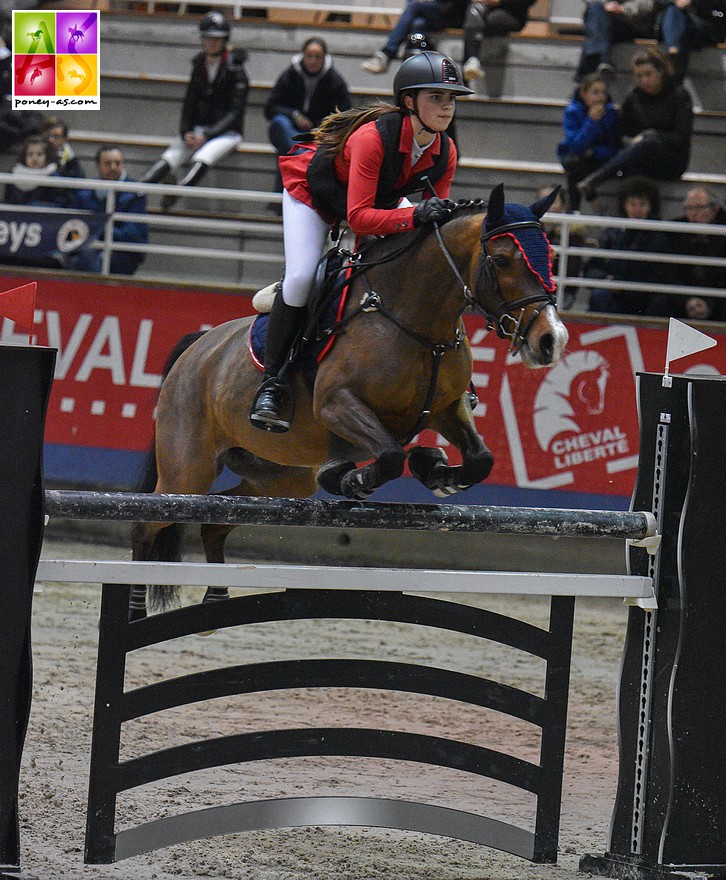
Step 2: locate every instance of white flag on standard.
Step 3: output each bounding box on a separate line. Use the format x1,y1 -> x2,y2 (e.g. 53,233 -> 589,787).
665,318 -> 717,368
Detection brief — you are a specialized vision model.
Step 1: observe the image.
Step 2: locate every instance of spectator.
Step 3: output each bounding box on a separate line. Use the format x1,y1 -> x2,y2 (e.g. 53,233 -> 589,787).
586,175 -> 670,315
69,146 -> 147,276
140,11 -> 249,210
558,72 -> 619,211
662,186 -> 726,320
574,0 -> 657,82
577,46 -> 693,202
4,134 -> 68,207
361,1 -> 469,73
0,13 -> 44,152
462,0 -> 538,82
656,0 -> 726,82
41,116 -> 85,178
266,37 -> 352,194
537,186 -> 593,309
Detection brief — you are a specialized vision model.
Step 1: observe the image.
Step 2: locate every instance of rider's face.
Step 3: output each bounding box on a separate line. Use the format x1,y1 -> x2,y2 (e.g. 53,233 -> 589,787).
406,89 -> 456,131
201,35 -> 226,58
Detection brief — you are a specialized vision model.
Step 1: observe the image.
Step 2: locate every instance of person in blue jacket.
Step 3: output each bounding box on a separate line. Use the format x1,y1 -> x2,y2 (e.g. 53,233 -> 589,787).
69,146 -> 148,276
558,72 -> 619,211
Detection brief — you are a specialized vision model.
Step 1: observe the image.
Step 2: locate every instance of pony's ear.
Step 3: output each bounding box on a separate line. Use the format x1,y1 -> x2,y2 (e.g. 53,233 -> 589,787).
485,183 -> 505,229
530,185 -> 561,219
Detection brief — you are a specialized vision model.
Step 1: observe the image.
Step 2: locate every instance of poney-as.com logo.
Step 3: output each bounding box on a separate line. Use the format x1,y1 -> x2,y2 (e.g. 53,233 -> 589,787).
12,10 -> 100,109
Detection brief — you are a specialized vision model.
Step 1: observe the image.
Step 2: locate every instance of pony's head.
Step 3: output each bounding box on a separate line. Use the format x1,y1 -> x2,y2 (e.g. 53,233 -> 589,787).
473,183 -> 568,368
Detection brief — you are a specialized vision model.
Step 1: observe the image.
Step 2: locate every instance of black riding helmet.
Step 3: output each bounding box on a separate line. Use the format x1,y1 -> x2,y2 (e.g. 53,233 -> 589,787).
199,10 -> 230,39
393,51 -> 473,105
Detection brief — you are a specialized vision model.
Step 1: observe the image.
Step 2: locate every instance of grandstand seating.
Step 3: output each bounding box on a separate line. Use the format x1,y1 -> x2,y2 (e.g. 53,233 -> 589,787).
1,2 -> 723,293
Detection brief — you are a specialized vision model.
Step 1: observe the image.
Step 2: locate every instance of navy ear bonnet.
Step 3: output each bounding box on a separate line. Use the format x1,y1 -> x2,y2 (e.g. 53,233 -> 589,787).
484,199 -> 556,293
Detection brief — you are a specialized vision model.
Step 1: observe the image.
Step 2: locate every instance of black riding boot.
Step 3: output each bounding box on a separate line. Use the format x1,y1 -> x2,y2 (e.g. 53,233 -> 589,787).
141,158 -> 172,184
161,162 -> 209,211
250,294 -> 306,432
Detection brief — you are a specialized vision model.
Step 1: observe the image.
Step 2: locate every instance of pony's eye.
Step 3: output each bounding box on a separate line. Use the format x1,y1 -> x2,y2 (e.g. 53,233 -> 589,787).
492,254 -> 510,268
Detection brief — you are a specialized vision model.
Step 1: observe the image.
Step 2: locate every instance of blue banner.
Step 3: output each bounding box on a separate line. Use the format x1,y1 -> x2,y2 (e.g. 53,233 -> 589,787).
0,208 -> 107,259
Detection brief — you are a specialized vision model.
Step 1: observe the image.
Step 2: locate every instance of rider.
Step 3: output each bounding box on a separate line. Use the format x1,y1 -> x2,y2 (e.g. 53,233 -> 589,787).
250,50 -> 472,432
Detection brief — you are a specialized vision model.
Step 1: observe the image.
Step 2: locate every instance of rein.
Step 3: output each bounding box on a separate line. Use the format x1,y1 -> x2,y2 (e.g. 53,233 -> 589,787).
312,209 -> 556,442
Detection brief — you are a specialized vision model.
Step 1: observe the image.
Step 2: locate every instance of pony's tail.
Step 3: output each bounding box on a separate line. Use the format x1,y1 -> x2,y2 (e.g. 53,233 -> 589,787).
142,330 -> 207,612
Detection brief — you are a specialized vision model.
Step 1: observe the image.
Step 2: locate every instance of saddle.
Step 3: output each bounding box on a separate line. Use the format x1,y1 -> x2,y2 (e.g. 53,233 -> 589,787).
248,245 -> 353,372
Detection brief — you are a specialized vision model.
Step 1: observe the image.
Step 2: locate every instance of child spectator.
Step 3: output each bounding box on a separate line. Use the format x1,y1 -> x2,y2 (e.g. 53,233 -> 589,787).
577,46 -> 693,202
574,0 -> 657,82
586,175 -> 670,315
140,11 -> 249,210
361,1 -> 469,73
266,37 -> 352,195
69,146 -> 147,277
4,134 -> 68,207
558,73 -> 619,212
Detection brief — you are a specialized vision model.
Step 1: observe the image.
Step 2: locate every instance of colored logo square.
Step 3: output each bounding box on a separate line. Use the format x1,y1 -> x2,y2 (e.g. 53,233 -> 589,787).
56,53 -> 98,96
13,11 -> 56,54
14,54 -> 55,96
56,11 -> 98,54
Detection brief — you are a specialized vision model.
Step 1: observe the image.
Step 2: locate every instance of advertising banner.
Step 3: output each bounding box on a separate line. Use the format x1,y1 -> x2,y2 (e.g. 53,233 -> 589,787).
1,275 -> 723,504
0,208 -> 106,259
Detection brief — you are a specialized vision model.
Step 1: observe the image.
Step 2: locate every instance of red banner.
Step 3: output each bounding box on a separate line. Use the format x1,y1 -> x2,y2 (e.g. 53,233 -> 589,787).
1,275 -> 724,500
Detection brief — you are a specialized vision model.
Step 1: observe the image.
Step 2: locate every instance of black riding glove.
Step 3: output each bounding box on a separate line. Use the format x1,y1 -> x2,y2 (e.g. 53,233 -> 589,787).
413,197 -> 456,227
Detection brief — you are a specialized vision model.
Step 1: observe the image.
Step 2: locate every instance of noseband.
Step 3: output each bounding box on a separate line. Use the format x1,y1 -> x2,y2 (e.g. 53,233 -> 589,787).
473,219 -> 557,354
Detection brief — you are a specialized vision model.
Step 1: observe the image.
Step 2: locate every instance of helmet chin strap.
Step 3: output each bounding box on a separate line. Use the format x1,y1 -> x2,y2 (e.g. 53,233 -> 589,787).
407,94 -> 439,136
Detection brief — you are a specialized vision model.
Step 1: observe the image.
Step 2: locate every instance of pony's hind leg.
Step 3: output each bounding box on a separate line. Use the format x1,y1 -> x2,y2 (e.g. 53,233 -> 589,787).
411,395 -> 494,497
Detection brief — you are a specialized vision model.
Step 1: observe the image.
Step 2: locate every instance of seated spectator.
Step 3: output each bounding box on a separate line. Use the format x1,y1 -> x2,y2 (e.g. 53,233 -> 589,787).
558,72 -> 619,211
140,11 -> 249,210
655,0 -> 726,81
266,37 -> 352,194
0,13 -> 44,153
69,146 -> 147,277
361,1 -> 469,73
4,134 -> 69,207
462,0 -> 538,82
574,0 -> 657,82
41,115 -> 84,178
586,175 -> 670,315
660,186 -> 726,320
577,46 -> 693,202
538,186 -> 594,309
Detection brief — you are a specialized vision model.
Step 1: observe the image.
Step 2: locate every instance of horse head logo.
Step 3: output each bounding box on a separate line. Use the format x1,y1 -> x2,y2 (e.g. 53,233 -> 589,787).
533,350 -> 610,452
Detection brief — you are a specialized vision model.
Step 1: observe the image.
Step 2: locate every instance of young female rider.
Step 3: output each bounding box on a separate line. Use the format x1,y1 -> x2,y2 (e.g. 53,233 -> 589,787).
250,50 -> 473,432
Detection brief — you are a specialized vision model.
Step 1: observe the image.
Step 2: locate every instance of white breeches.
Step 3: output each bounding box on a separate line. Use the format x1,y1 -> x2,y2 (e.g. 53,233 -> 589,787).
162,129 -> 243,170
280,188 -> 332,307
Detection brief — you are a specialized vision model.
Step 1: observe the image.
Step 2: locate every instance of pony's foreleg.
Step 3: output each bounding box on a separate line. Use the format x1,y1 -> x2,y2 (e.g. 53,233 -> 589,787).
411,396 -> 493,497
316,389 -> 406,499
200,523 -> 236,605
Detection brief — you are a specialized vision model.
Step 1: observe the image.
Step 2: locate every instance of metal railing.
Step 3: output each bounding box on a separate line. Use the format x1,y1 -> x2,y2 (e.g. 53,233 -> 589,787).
1,171 -> 724,313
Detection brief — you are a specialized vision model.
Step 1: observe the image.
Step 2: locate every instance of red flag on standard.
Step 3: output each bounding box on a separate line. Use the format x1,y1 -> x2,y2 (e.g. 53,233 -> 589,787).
0,282 -> 37,343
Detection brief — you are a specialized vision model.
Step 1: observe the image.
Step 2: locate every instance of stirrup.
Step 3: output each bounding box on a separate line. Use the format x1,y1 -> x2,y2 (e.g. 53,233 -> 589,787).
249,378 -> 292,433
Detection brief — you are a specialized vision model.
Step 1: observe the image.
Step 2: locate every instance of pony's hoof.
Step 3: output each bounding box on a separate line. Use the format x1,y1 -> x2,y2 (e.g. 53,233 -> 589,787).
408,446 -> 448,486
339,468 -> 374,500
317,459 -> 356,496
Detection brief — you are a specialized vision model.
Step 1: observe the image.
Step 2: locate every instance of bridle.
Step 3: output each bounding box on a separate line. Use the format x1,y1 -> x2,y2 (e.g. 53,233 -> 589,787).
436,217 -> 557,356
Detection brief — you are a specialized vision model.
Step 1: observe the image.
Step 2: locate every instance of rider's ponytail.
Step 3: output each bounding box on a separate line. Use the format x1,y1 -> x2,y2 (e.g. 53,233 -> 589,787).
313,102 -> 400,155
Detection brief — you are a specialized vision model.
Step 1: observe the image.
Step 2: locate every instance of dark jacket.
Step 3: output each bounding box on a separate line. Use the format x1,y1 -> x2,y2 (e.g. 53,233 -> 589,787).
180,48 -> 249,138
619,78 -> 693,167
72,180 -> 148,249
472,0 -> 537,28
4,166 -> 70,208
439,0 -> 470,28
668,205 -> 726,316
264,53 -> 352,127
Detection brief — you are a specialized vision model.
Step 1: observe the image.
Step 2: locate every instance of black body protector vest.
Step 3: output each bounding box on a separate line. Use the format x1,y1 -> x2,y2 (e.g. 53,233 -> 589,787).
305,110 -> 451,221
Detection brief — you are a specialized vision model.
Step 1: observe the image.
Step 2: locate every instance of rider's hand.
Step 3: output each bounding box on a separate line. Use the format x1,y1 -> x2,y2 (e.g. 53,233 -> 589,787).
413,197 -> 456,227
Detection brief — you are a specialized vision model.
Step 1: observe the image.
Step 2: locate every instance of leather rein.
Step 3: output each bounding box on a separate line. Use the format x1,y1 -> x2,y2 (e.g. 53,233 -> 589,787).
316,211 -> 556,442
